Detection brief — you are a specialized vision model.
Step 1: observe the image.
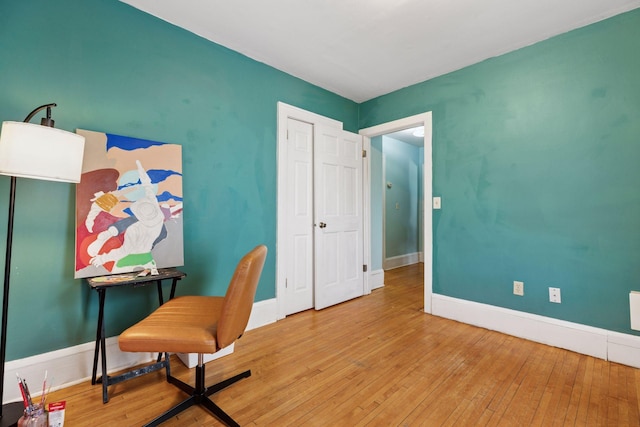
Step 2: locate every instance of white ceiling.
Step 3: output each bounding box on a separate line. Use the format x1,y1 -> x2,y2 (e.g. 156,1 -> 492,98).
121,0 -> 640,103
386,127 -> 425,147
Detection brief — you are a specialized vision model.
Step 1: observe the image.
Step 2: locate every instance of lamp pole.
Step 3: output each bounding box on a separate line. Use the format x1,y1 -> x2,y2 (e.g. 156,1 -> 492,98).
0,177 -> 22,427
0,104 -> 59,426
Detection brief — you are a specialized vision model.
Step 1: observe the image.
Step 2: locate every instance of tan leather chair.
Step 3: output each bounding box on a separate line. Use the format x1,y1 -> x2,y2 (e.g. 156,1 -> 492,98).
119,244 -> 267,427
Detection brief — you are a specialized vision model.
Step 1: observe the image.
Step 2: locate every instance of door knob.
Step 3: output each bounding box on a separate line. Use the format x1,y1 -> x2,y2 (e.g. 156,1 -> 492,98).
319,222 -> 327,228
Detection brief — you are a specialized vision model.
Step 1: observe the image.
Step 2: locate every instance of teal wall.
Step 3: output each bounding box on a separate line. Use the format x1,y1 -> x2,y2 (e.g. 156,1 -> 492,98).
1,1 -> 638,363
383,136 -> 421,259
0,0 -> 358,360
361,9 -> 640,333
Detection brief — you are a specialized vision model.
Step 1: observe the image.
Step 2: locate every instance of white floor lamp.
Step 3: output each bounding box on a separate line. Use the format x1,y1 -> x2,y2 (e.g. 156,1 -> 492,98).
0,104 -> 85,426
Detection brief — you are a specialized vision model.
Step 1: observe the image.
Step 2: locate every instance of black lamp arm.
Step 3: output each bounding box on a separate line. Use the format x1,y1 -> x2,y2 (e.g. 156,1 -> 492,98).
23,103 -> 57,126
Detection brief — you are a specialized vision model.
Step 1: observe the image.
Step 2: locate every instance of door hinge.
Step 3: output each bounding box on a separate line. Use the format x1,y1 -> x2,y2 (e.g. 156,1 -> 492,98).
363,264 -> 368,272
285,278 -> 288,288
362,149 -> 367,158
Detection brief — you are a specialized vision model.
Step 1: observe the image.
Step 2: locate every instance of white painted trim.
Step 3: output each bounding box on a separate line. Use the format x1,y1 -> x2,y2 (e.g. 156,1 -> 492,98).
176,344 -> 235,369
359,112 -> 433,314
607,331 -> 640,368
423,118 -> 433,314
432,294 -> 640,368
2,298 -> 279,405
383,253 -> 422,270
246,297 -> 278,331
170,299 -> 279,369
276,102 -> 344,320
3,337 -> 154,404
370,269 -> 385,290
5,296 -> 640,405
382,153 -> 387,268
362,135 -> 371,295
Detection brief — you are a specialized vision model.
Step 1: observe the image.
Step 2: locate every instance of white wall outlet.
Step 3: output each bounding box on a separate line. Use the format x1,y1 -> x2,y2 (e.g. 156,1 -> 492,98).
433,197 -> 441,209
549,287 -> 561,303
513,281 -> 524,296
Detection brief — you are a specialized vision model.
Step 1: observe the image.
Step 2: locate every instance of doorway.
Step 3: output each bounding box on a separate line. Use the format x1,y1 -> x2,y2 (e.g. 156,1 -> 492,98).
380,129 -> 424,270
359,112 -> 433,313
276,104 -> 432,317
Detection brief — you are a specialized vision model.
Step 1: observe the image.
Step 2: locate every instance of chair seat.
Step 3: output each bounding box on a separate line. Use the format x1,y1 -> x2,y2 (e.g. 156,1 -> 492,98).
119,295 -> 225,354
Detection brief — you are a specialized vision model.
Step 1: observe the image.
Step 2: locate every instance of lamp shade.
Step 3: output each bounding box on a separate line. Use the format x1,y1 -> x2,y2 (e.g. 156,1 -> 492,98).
0,121 -> 85,183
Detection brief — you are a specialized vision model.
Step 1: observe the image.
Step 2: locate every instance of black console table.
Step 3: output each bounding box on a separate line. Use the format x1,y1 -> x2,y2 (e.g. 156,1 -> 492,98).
87,268 -> 186,403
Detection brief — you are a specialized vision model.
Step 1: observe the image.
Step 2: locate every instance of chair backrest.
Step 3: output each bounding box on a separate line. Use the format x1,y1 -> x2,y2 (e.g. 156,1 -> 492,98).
216,244 -> 268,349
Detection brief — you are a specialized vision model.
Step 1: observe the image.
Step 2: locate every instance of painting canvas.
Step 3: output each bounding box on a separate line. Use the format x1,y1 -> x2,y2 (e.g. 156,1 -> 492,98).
75,129 -> 183,279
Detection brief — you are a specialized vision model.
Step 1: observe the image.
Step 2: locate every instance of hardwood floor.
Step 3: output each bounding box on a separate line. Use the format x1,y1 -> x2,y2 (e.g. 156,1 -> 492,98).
46,263 -> 640,426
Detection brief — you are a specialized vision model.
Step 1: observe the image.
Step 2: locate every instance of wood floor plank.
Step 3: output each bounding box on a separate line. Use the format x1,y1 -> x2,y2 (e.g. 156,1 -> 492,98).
589,358 -> 606,424
42,263 -> 640,426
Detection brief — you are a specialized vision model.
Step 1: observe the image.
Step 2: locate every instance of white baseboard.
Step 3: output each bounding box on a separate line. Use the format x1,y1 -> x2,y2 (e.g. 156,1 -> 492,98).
176,344 -> 235,368
3,298 -> 279,405
4,337 -> 155,405
370,269 -> 385,290
246,298 -> 277,331
176,298 -> 278,368
384,252 -> 422,270
432,294 -> 640,368
6,295 -> 640,405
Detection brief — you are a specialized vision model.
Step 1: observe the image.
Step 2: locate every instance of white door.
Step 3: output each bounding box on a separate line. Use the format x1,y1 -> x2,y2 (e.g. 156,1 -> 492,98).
313,125 -> 364,309
284,118 -> 315,315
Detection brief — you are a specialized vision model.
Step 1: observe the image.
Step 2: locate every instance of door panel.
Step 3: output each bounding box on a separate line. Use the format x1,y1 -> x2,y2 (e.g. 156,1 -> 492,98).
314,126 -> 363,310
285,118 -> 314,315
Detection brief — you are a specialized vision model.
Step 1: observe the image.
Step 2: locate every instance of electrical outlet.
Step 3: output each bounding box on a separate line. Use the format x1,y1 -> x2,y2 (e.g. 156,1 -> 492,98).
513,281 -> 524,296
549,287 -> 561,303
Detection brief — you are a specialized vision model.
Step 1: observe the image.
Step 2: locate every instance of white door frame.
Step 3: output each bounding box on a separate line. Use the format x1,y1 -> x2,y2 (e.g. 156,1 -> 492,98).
359,112 -> 433,314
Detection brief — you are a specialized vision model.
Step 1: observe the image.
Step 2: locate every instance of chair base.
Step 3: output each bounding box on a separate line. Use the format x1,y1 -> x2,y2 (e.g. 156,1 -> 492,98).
143,360 -> 251,427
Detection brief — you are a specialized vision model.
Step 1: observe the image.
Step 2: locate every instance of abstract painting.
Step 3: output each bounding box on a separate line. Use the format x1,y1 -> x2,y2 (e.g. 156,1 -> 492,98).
75,129 -> 183,278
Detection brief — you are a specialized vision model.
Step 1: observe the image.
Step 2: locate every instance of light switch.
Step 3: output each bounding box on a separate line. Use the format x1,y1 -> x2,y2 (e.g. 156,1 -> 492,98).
433,197 -> 441,209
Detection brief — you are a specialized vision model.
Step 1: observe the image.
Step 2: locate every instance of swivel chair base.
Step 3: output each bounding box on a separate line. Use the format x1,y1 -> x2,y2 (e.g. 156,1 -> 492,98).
144,357 -> 250,427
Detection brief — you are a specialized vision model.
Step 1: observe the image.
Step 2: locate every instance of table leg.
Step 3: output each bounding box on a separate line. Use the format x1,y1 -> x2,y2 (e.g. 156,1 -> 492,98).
88,271 -> 185,404
156,281 -> 164,363
156,280 -> 164,305
92,289 -> 105,385
100,290 -> 109,403
170,278 -> 178,299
